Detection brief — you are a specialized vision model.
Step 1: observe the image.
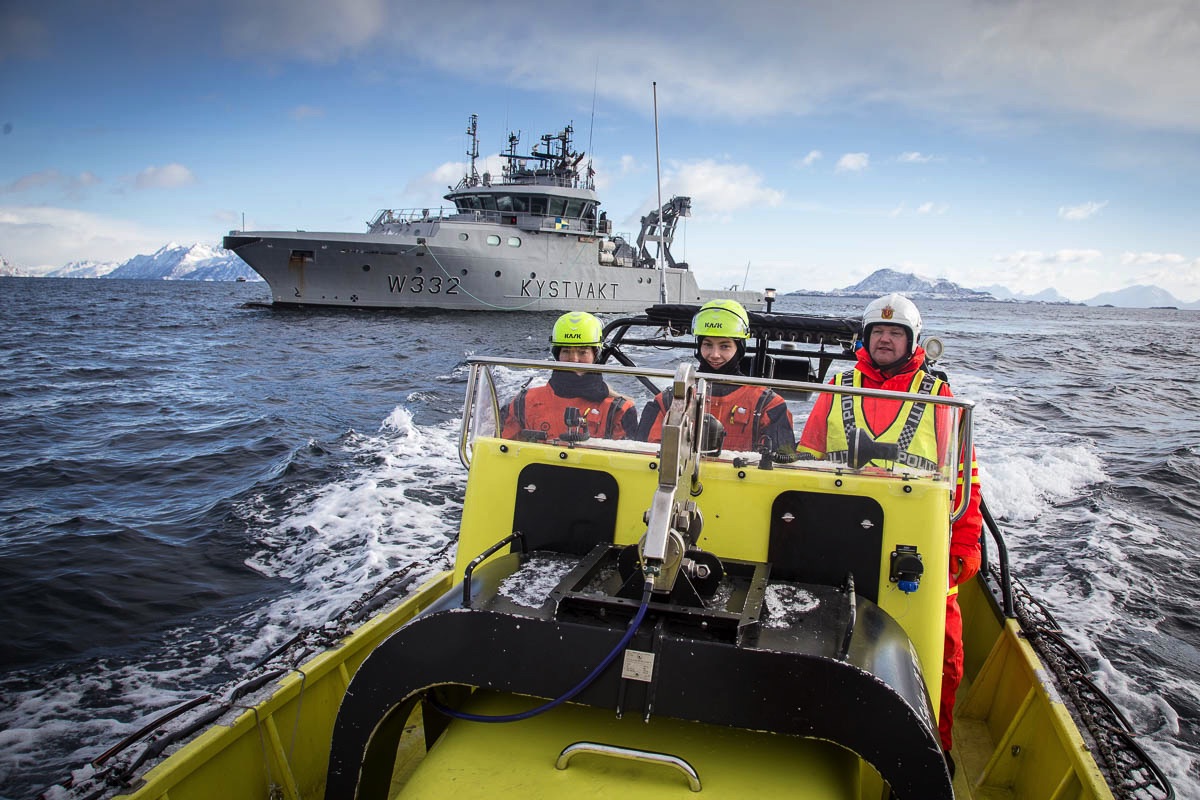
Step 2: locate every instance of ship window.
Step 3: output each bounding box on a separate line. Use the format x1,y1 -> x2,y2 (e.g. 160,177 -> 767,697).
458,233 -> 468,241
507,237 -> 521,247
530,196 -> 548,216
289,250 -> 314,266
496,195 -> 513,212
487,235 -> 501,246
511,195 -> 529,213
548,197 -> 567,217
479,195 -> 497,212
564,199 -> 584,218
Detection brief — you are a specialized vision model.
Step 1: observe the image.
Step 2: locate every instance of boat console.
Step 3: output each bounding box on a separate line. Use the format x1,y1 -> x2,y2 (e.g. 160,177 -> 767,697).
326,358 -> 975,798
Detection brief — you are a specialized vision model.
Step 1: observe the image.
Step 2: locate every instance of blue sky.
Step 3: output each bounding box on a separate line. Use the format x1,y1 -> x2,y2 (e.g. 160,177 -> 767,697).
2,0 -> 1199,301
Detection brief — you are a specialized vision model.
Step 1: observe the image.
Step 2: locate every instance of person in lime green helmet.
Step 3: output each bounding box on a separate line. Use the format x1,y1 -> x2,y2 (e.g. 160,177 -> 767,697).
637,299 -> 794,453
501,311 -> 639,441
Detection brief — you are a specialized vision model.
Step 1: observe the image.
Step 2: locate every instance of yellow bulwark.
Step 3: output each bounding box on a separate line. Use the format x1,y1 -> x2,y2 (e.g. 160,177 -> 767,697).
86,358 -> 1120,800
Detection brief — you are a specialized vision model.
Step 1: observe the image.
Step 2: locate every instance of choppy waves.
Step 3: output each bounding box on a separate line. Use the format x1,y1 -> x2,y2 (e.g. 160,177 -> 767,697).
952,318 -> 1200,789
2,283 -> 1198,796
0,404 -> 464,793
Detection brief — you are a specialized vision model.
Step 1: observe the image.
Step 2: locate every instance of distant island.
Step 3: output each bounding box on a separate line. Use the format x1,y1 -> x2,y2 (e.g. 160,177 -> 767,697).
787,267 -> 1199,310
787,268 -> 998,302
2,249 -> 1196,310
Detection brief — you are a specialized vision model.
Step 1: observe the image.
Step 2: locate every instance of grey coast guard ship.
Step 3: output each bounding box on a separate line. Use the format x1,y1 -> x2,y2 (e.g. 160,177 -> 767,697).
224,116 -> 765,312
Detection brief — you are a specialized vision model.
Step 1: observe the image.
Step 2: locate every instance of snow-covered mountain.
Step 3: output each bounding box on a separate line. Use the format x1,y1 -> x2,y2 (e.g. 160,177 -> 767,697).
47,259 -> 123,278
1083,284 -> 1197,309
105,243 -> 258,281
0,253 -> 48,277
789,268 -> 992,301
0,244 -> 259,282
787,269 -> 1198,309
978,284 -> 1072,304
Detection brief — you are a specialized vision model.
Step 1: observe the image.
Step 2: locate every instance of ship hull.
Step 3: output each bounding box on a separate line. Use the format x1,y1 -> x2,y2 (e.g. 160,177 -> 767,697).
225,224 -> 762,312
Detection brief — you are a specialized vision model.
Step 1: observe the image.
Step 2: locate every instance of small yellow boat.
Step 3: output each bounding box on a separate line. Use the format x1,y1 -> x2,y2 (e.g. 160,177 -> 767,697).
46,306 -> 1173,800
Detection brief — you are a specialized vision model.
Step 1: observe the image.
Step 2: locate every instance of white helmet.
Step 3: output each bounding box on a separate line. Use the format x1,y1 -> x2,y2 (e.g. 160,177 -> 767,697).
862,293 -> 922,355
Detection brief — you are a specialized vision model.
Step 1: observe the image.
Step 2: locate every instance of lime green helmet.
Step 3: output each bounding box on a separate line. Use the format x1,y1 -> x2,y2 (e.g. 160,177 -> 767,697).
692,299 -> 750,340
550,311 -> 604,352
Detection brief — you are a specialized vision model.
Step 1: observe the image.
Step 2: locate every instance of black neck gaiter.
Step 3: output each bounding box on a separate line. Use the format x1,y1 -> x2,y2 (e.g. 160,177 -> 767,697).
549,369 -> 610,402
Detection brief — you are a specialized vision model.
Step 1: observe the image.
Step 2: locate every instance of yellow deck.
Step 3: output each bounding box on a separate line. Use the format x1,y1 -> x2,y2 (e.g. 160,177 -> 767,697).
101,360 -> 1118,800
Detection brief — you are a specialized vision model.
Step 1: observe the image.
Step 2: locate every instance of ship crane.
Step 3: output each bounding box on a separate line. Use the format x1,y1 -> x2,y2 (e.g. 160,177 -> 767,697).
636,195 -> 692,270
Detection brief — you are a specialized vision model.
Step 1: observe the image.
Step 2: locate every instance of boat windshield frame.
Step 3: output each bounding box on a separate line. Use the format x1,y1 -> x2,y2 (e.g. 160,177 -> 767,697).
459,357 -> 975,522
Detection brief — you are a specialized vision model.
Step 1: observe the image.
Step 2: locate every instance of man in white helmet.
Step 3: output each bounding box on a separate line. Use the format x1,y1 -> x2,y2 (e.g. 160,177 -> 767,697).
798,292 -> 982,776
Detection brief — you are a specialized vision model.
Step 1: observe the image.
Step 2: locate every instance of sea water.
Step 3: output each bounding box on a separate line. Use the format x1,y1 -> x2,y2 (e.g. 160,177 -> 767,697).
1,277 -> 1197,797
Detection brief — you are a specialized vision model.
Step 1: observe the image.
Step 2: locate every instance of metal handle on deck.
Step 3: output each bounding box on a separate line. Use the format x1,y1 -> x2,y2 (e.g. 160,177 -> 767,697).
556,741 -> 701,791
462,532 -> 525,606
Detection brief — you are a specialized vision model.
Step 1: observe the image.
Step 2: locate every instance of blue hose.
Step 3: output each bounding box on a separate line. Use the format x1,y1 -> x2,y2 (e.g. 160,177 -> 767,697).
428,580 -> 654,723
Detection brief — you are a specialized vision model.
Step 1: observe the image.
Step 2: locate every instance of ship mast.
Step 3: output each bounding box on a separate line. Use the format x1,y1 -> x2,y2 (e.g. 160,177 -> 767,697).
465,114 -> 481,188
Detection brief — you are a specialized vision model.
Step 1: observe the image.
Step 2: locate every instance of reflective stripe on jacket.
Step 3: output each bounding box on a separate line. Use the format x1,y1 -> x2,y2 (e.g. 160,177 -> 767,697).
824,368 -> 944,471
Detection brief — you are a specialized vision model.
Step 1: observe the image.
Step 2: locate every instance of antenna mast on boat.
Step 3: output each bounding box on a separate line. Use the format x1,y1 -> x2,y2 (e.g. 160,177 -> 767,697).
653,82 -> 666,303
585,59 -> 598,191
465,114 -> 481,187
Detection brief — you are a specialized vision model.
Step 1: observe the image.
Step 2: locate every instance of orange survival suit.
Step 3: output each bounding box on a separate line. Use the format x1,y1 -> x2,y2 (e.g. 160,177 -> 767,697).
798,344 -> 983,752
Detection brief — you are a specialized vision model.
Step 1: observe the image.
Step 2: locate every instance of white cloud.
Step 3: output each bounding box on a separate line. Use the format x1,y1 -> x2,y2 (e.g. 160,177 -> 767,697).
220,0 -> 387,63
1,169 -> 100,197
133,163 -> 197,190
0,205 -> 202,268
798,150 -> 822,168
207,1 -> 1200,132
996,249 -> 1105,266
1122,251 -> 1200,300
1120,250 -> 1187,267
899,152 -> 933,163
887,201 -> 947,217
659,159 -> 784,219
402,155 -> 513,203
1058,201 -> 1107,221
835,153 -> 870,172
978,248 -> 1115,300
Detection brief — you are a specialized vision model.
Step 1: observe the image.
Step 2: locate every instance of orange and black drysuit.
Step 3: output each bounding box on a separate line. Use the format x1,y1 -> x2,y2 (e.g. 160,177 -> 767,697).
798,345 -> 983,752
501,370 -> 638,441
636,358 -> 794,453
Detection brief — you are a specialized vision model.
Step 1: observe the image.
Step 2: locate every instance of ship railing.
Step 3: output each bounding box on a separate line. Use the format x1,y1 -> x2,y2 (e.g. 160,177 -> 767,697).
459,357 -> 974,522
369,207 -> 617,238
499,172 -> 580,189
368,207 -> 452,228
